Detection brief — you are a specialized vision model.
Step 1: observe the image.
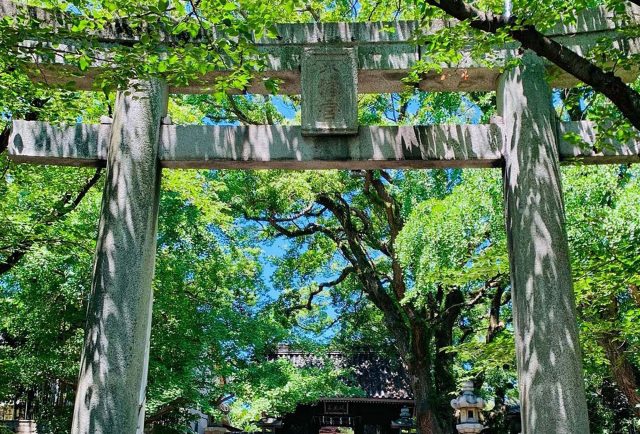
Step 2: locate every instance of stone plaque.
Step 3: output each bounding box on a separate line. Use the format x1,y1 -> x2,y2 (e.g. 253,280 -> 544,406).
301,47 -> 358,136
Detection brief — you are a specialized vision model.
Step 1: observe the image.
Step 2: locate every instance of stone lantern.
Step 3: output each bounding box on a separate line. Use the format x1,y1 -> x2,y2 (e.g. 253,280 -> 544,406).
450,381 -> 485,434
256,411 -> 283,433
390,405 -> 416,433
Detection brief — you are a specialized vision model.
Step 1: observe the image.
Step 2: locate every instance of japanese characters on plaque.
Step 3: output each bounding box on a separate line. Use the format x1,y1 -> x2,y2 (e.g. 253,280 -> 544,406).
301,47 -> 358,136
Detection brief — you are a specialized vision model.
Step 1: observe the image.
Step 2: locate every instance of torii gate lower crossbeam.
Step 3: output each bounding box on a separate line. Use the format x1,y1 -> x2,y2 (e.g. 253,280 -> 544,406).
6,52 -> 640,434
10,120 -> 639,169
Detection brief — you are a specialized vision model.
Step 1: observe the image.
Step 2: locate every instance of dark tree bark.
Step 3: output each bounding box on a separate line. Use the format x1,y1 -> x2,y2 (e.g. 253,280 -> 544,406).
144,397 -> 189,425
486,281 -> 505,343
412,369 -> 444,434
597,296 -> 640,415
433,288 -> 463,424
423,0 -> 640,130
600,335 -> 640,415
0,125 -> 9,155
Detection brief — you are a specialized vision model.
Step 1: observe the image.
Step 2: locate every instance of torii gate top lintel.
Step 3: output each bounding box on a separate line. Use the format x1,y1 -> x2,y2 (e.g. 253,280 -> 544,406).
2,0 -> 640,94
3,1 -> 640,169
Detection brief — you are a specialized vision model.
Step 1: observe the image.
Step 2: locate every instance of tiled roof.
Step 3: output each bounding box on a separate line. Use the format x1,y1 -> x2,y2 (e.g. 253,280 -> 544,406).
270,347 -> 414,401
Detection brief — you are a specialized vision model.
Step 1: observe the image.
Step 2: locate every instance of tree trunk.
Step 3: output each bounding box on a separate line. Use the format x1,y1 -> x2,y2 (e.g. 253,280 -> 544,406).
406,324 -> 446,434
597,295 -> 640,415
600,336 -> 640,415
413,374 -> 445,434
433,288 -> 463,426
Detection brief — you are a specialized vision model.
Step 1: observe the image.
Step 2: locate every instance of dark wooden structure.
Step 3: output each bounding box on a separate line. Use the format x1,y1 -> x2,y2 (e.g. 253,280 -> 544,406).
270,347 -> 414,434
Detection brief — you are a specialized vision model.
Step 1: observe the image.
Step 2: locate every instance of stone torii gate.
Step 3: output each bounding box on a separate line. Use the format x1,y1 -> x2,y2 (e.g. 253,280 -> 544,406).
3,2 -> 640,433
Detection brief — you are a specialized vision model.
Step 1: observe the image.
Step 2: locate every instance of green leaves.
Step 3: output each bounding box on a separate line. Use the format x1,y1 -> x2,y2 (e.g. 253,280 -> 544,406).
229,357 -> 360,429
397,169 -> 505,292
70,19 -> 90,33
222,2 -> 238,12
0,0 -> 307,94
77,54 -> 91,71
157,0 -> 170,13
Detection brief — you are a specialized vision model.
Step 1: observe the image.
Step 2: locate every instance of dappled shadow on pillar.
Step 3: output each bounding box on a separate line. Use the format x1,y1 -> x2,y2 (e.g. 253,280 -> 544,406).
502,53 -> 589,433
72,80 -> 165,434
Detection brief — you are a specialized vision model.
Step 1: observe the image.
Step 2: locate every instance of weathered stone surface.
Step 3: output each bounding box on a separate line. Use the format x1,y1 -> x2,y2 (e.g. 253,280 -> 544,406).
558,121 -> 640,164
71,79 -> 167,434
8,121 -> 504,168
3,0 -> 638,93
160,124 -> 503,168
498,51 -> 590,433
546,4 -> 640,36
301,47 -> 358,135
10,120 -> 640,169
9,121 -> 110,166
4,1 -> 634,45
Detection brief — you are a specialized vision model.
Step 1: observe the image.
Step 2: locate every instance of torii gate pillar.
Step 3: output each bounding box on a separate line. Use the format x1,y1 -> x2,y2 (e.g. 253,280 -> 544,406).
71,79 -> 168,434
499,51 -> 590,433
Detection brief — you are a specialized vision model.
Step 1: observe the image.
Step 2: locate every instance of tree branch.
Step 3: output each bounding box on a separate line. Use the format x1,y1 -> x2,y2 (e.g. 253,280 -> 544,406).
273,220 -> 342,243
304,5 -> 321,22
227,95 -> 261,125
424,0 -> 640,130
264,203 -> 326,223
363,171 -> 409,304
435,274 -> 505,322
0,168 -> 103,276
315,193 -> 414,355
249,190 -> 414,361
284,266 -> 355,314
144,397 -> 189,424
487,282 -> 506,343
